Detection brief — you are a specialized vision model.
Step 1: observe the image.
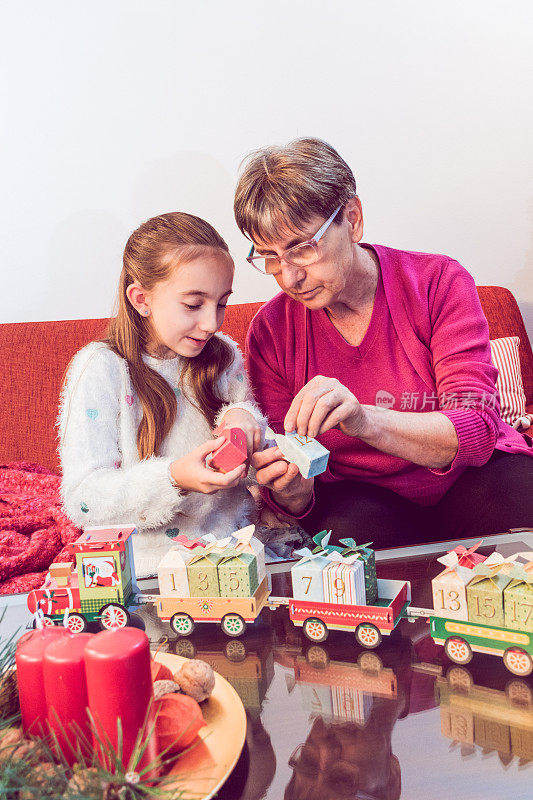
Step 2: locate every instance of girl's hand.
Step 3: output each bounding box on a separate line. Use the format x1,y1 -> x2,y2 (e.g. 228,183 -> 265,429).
217,408 -> 262,457
251,446 -> 314,515
170,437 -> 247,494
284,375 -> 367,439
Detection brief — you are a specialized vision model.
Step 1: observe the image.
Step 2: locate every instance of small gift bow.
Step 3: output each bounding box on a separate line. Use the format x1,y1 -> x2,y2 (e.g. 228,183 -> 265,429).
199,534 -> 234,554
293,546 -> 359,565
473,557 -> 517,579
482,552 -> 519,568
312,529 -> 344,554
173,534 -> 206,550
437,541 -> 484,569
229,524 -> 256,551
339,538 -> 373,558
293,546 -> 329,563
513,551 -> 533,565
509,562 -> 533,583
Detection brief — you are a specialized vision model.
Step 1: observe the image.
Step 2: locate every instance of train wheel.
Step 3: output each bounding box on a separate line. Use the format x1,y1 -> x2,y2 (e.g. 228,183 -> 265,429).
175,639 -> 196,658
221,614 -> 246,638
99,603 -> 130,631
225,640 -> 247,662
170,613 -> 195,637
506,679 -> 532,707
446,666 -> 473,692
303,618 -> 328,643
355,624 -> 382,649
357,651 -> 383,672
444,637 -> 473,665
67,613 -> 87,634
42,615 -> 56,627
306,645 -> 330,669
503,648 -> 533,677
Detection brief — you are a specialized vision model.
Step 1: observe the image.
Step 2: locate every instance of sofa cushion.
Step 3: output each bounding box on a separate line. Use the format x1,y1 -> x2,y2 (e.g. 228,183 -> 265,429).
489,336 -> 530,427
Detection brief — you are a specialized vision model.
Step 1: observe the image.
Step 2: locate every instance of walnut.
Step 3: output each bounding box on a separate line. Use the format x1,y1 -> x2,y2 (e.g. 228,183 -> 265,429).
174,659 -> 215,703
153,679 -> 181,701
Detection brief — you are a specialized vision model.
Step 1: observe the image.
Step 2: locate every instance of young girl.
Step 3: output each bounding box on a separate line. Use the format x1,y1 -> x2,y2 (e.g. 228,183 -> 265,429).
58,212 -> 267,577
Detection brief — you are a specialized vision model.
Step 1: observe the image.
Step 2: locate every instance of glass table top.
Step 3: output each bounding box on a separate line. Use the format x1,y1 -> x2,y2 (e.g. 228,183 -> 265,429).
2,531 -> 533,799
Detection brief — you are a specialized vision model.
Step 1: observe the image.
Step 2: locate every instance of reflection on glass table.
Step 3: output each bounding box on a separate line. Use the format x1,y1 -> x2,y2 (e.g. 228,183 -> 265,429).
435,661 -> 533,766
3,530 -> 533,799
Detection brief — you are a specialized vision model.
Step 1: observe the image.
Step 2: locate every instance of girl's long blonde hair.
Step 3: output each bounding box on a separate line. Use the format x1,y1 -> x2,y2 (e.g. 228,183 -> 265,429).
105,212 -> 234,460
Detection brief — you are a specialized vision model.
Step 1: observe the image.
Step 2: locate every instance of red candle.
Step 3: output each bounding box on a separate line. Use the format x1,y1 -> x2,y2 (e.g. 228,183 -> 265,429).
15,627 -> 70,736
84,628 -> 159,773
43,632 -> 93,764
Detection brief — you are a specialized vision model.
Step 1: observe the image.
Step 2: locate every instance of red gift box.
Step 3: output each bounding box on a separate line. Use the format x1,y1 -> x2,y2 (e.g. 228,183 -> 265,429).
208,427 -> 247,473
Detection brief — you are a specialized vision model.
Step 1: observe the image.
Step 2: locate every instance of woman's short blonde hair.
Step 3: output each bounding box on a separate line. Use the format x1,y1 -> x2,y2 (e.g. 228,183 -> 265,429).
234,137 -> 357,244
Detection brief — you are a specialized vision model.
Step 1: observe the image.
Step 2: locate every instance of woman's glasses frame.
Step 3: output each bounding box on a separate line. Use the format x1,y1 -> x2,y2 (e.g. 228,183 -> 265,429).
246,204 -> 343,276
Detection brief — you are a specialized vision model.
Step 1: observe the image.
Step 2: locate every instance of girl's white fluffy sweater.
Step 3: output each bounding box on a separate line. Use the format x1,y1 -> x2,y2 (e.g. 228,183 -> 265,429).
58,334 -> 268,577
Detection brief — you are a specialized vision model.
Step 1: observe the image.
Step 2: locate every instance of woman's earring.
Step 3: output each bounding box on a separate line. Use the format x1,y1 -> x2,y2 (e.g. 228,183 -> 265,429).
144,309 -> 150,316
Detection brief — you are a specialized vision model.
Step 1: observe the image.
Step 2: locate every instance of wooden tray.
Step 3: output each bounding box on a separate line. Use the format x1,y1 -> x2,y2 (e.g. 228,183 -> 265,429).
153,652 -> 247,800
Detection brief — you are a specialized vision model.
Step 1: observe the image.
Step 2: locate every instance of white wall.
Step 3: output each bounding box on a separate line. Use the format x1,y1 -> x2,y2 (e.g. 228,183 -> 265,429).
2,0 -> 532,340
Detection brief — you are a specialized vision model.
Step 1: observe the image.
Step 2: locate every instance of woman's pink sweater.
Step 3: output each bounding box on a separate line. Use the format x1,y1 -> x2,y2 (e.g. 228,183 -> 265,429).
246,245 -> 533,509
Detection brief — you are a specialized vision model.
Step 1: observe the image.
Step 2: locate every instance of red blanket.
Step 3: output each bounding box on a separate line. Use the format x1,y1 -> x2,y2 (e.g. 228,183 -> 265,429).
0,463 -> 81,595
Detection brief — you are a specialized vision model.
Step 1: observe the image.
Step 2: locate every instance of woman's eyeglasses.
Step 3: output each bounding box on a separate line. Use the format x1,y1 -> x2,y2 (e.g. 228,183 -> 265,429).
246,205 -> 342,276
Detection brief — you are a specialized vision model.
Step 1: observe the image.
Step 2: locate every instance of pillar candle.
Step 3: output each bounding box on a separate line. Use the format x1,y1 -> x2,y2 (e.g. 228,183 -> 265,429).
15,627 -> 70,736
84,628 -> 159,773
43,632 -> 93,764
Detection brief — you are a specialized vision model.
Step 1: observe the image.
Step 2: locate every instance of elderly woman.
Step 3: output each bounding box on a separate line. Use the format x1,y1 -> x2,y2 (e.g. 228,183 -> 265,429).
235,138 -> 533,547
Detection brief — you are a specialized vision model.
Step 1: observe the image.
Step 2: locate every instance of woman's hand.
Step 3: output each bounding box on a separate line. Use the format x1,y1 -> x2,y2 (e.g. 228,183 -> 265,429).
284,376 -> 367,439
170,437 -> 247,494
251,445 -> 314,515
217,408 -> 262,457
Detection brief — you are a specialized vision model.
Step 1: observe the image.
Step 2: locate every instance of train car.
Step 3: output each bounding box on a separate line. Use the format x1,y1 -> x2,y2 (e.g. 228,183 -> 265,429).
27,525 -> 137,632
429,615 -> 533,676
276,578 -> 410,648
154,576 -> 270,637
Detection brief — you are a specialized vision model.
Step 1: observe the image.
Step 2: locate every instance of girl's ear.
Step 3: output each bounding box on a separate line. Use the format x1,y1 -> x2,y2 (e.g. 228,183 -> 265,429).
126,282 -> 151,317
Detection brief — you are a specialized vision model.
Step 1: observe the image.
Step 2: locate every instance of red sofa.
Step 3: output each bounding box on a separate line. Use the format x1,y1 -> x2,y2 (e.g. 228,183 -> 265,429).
1,289 -> 532,472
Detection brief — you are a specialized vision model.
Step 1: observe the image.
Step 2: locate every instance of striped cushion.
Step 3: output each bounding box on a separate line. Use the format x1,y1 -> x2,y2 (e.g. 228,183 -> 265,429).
489,336 -> 532,429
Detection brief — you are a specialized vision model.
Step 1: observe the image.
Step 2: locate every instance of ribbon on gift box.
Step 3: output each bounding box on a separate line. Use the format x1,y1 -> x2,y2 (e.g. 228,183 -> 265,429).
435,561 -> 473,584
311,530 -> 345,554
228,524 -> 256,552
482,552 -> 519,568
471,558 -> 517,579
509,563 -> 533,583
294,546 -> 359,565
172,534 -> 206,550
338,538 -> 373,557
437,541 -> 485,570
199,534 -> 234,554
293,546 -> 329,564
512,551 -> 533,566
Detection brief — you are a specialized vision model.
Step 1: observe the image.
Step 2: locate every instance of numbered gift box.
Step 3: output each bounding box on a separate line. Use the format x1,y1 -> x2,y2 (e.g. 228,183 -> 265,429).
187,548 -> 223,597
267,428 -> 330,479
466,563 -> 514,627
432,551 -> 477,621
338,538 -> 378,605
322,553 -> 366,606
503,565 -> 533,633
291,548 -> 332,602
218,551 -> 259,598
157,547 -> 194,596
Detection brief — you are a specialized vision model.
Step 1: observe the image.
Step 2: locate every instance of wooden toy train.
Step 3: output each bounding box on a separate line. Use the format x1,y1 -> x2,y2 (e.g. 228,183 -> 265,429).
27,525 -> 533,677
